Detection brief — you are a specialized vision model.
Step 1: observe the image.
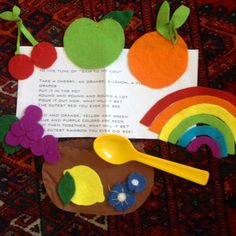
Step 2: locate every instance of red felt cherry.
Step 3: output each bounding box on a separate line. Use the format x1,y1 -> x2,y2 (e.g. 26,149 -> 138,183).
31,42 -> 57,69
8,54 -> 34,80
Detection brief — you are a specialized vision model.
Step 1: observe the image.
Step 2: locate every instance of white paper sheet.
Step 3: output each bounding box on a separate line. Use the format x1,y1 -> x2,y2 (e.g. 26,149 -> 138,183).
17,47 -> 198,138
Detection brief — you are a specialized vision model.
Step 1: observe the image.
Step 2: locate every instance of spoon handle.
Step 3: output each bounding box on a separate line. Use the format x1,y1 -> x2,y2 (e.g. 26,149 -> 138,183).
136,152 -> 209,185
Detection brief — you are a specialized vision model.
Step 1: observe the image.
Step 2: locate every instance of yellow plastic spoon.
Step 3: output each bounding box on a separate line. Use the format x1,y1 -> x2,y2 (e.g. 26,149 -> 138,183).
93,134 -> 209,186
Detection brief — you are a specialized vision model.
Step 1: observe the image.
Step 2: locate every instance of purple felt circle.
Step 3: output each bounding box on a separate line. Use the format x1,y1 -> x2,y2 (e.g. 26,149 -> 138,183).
30,138 -> 44,156
20,136 -> 31,149
5,131 -> 22,146
11,121 -> 25,137
26,124 -> 44,141
25,105 -> 43,122
20,116 -> 38,131
43,135 -> 58,153
44,150 -> 60,164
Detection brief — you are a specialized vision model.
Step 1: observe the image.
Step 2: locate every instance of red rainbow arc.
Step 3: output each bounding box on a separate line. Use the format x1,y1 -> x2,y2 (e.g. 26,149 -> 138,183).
141,87 -> 236,158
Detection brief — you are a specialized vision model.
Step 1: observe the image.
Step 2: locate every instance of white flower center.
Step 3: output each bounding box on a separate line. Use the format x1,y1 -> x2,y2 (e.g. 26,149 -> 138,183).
131,179 -> 139,186
117,192 -> 127,202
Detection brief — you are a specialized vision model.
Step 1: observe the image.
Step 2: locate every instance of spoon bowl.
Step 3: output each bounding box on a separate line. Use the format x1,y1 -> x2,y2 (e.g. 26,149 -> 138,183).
94,133 -> 137,164
94,134 -> 209,185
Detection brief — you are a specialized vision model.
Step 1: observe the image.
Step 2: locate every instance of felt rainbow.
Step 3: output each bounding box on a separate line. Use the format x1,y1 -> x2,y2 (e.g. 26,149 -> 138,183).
141,87 -> 236,158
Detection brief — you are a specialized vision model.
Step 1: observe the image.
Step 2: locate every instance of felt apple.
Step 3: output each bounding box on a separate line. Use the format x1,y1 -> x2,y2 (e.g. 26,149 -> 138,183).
63,18 -> 125,69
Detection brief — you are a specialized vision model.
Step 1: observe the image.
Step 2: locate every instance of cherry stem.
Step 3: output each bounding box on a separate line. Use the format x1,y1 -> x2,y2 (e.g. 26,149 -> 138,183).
17,19 -> 38,47
15,23 -> 21,54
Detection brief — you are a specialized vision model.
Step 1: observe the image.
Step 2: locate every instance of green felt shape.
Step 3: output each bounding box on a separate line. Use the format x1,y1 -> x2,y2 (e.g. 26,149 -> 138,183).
102,10 -> 134,28
156,1 -> 190,44
12,5 -> 21,18
58,172 -> 76,205
156,1 -> 170,40
0,6 -> 20,21
0,6 -> 38,55
169,5 -> 190,43
17,19 -> 38,46
63,18 -> 125,69
0,115 -> 21,154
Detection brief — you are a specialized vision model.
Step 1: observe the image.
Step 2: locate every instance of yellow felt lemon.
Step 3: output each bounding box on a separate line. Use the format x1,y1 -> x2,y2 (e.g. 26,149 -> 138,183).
64,165 -> 105,206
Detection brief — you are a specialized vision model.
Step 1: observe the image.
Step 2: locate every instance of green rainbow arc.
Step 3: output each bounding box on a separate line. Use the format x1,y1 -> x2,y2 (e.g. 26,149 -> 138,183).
168,114 -> 235,155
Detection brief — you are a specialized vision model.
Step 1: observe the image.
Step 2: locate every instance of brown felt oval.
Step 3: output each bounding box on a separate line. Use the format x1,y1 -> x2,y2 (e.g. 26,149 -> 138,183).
42,139 -> 154,215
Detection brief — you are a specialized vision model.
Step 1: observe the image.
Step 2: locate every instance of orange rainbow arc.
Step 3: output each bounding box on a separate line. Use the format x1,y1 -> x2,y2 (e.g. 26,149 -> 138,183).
149,96 -> 236,133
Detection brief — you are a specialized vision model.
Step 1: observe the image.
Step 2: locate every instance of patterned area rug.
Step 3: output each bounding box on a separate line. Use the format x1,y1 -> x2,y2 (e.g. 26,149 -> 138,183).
0,0 -> 235,235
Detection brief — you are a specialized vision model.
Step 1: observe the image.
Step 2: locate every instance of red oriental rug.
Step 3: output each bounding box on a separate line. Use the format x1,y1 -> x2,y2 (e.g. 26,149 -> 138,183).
0,0 -> 236,235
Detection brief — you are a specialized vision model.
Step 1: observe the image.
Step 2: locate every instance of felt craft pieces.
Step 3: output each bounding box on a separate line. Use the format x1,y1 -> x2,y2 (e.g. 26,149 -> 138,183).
107,172 -> 147,211
102,9 -> 134,29
8,54 -> 34,81
159,104 -> 236,151
42,139 -> 154,215
187,136 -> 222,158
0,6 -> 57,80
63,11 -> 132,69
128,1 -> 189,89
140,87 -> 236,158
176,125 -> 228,157
30,135 -> 60,164
58,165 -> 105,206
5,105 -> 60,163
127,172 -> 147,193
31,42 -> 57,69
157,1 -> 190,44
168,114 -> 235,155
0,115 -> 21,154
57,172 -> 76,205
149,96 -> 236,134
140,86 -> 236,126
107,183 -> 136,211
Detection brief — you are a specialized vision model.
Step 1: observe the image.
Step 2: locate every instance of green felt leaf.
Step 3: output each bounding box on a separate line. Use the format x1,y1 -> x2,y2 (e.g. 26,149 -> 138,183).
102,10 -> 134,28
58,172 -> 76,205
2,142 -> 21,154
156,1 -> 190,44
64,18 -> 124,69
169,5 -> 190,44
0,6 -> 21,21
157,24 -> 171,41
169,24 -> 178,44
0,6 -> 38,50
12,6 -> 21,18
156,1 -> 170,30
0,11 -> 15,21
0,115 -> 21,154
170,5 -> 190,29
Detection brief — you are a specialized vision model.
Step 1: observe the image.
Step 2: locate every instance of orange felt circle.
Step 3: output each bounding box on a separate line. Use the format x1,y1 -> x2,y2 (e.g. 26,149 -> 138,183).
128,31 -> 188,89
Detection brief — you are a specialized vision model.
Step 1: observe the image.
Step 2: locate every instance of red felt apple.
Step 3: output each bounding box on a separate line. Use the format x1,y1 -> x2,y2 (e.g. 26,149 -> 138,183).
31,42 -> 57,69
8,54 -> 34,80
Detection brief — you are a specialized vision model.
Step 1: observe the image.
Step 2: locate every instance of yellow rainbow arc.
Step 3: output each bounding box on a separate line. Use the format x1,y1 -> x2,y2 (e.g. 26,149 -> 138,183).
157,104 -> 236,142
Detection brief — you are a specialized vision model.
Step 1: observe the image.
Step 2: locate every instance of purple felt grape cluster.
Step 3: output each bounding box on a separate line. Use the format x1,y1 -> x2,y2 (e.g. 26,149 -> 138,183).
5,105 -> 60,164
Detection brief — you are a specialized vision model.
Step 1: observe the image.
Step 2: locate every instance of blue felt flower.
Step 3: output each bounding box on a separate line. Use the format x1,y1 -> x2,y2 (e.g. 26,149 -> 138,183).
127,172 -> 147,193
107,183 -> 136,211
